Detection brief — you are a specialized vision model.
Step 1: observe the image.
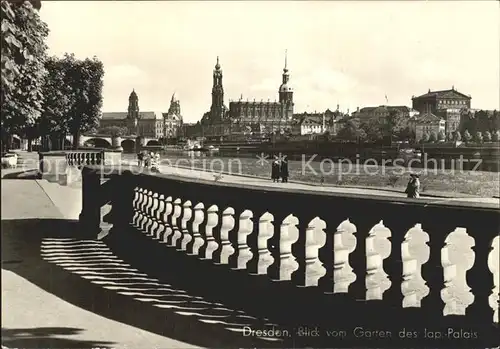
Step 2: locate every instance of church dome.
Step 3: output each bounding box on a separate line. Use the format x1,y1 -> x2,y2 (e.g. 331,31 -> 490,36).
279,83 -> 293,92
129,89 -> 138,99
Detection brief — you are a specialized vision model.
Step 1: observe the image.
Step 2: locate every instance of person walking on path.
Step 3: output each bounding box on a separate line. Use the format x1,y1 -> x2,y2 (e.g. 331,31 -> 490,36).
280,155 -> 289,183
271,157 -> 281,183
137,151 -> 145,167
405,173 -> 420,198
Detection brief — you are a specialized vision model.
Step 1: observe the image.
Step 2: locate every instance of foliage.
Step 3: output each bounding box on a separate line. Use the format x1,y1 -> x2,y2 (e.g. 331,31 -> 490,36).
460,109 -> 500,134
492,130 -> 500,142
437,130 -> 446,141
99,125 -> 128,137
41,53 -> 104,149
360,118 -> 384,142
446,132 -> 453,142
385,109 -> 407,139
337,119 -> 366,141
474,131 -> 483,143
462,129 -> 472,142
428,131 -> 437,142
420,132 -> 429,143
1,0 -> 48,149
483,130 -> 492,142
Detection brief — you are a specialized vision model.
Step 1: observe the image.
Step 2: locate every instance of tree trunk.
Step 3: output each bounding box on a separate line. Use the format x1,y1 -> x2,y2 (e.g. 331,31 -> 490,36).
27,138 -> 33,152
73,129 -> 80,150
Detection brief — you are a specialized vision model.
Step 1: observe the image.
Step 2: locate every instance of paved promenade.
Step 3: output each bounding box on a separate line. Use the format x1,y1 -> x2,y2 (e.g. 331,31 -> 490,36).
1,176 -> 283,348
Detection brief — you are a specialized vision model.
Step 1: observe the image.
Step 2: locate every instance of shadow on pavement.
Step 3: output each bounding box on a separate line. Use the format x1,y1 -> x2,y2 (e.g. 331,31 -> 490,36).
1,327 -> 114,349
1,218 -> 283,348
1,169 -> 40,180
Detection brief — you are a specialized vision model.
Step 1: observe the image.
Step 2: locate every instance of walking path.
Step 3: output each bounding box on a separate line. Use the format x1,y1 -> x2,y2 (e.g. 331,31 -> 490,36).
1,179 -> 201,348
1,178 -> 283,348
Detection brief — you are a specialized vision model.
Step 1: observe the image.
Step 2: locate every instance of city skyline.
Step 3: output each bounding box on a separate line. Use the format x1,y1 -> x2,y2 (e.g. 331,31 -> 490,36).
41,1 -> 499,123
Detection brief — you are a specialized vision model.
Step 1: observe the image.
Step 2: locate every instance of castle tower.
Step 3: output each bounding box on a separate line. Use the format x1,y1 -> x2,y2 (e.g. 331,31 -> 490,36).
278,50 -> 294,119
210,56 -> 225,121
169,92 -> 182,118
127,89 -> 139,119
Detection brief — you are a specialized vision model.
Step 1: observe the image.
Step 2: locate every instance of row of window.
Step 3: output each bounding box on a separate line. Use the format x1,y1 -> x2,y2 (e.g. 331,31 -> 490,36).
438,99 -> 467,105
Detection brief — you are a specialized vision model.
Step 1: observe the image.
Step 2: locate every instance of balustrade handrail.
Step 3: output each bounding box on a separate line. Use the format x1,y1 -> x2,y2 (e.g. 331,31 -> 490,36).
83,164 -> 500,211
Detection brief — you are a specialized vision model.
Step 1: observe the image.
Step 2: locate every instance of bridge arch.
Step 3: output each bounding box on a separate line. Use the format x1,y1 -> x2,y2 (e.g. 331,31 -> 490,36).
121,139 -> 135,152
83,138 -> 111,148
146,140 -> 161,146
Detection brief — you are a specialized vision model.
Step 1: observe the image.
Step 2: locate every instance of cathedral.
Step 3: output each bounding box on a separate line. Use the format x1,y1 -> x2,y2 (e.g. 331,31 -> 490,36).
99,89 -> 183,139
200,53 -> 294,139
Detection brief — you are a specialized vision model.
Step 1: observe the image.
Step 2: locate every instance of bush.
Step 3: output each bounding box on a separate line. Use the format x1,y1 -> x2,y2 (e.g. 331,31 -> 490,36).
483,131 -> 492,142
453,131 -> 462,142
474,131 -> 483,143
387,175 -> 399,187
428,132 -> 437,142
463,130 -> 472,142
438,131 -> 446,141
492,130 -> 500,142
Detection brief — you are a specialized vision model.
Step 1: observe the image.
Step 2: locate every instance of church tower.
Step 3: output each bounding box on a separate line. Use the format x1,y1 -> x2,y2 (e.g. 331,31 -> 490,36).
127,89 -> 139,120
278,50 -> 294,119
210,56 -> 225,121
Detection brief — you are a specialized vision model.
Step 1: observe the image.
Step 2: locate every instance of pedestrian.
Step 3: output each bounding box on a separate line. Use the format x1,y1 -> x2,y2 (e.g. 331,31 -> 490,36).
137,151 -> 144,167
271,156 -> 281,183
405,173 -> 420,198
280,155 -> 289,183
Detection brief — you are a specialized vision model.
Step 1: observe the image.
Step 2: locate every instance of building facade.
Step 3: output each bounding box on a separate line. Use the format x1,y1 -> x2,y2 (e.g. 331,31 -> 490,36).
412,87 -> 471,134
292,107 -> 344,136
99,90 -> 164,138
162,93 -> 183,139
352,105 -> 419,122
200,54 -> 295,139
228,53 -> 294,137
409,112 -> 446,141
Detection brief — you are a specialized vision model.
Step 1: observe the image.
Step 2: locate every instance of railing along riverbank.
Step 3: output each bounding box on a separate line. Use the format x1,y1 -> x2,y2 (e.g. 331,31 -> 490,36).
78,165 -> 499,348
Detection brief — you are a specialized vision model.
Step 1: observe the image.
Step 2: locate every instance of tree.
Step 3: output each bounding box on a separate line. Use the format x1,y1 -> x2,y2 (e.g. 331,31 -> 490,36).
446,132 -> 453,142
463,130 -> 472,142
474,131 -> 483,143
483,130 -> 492,142
428,131 -> 437,142
420,132 -> 429,143
361,118 -> 384,142
337,119 -> 366,142
99,126 -> 128,137
1,0 -> 49,151
398,126 -> 415,142
437,130 -> 446,142
492,130 -> 500,142
41,54 -> 104,150
453,131 -> 462,142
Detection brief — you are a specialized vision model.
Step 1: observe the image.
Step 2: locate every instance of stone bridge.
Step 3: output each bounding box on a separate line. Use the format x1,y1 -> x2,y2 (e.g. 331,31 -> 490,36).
66,134 -> 161,150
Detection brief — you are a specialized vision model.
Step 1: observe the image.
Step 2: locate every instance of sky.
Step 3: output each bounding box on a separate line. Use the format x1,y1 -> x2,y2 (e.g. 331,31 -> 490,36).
40,1 -> 499,123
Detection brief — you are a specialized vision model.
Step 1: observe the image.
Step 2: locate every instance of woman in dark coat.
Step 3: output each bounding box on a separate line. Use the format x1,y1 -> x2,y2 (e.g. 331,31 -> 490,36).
280,156 -> 289,183
271,159 -> 280,182
405,173 -> 420,198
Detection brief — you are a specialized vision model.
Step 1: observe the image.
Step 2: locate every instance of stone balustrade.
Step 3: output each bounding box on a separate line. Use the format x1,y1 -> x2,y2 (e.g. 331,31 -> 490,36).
79,165 -> 500,347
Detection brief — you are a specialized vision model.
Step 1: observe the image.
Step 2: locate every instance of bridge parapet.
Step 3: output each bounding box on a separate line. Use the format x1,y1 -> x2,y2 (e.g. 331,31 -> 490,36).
78,165 -> 500,347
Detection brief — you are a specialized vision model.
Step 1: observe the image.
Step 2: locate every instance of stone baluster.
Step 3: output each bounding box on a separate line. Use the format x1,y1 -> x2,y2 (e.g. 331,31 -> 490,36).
166,198 -> 182,246
186,203 -> 205,255
247,212 -> 274,275
90,153 -> 96,165
152,194 -> 165,238
441,228 -> 475,316
85,153 -> 90,165
178,200 -> 193,250
319,219 -> 357,294
213,207 -> 235,264
131,188 -> 141,226
290,217 -> 326,287
96,152 -> 102,165
132,188 -> 144,227
158,196 -> 173,241
136,188 -> 147,228
229,210 -> 254,270
488,236 -> 499,323
146,192 -> 160,236
401,224 -> 430,308
269,214 -> 299,281
199,205 -> 219,260
140,190 -> 153,233
366,221 -> 392,300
